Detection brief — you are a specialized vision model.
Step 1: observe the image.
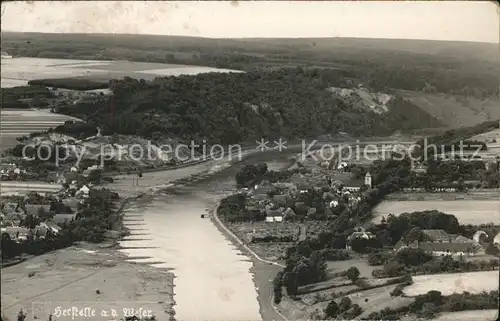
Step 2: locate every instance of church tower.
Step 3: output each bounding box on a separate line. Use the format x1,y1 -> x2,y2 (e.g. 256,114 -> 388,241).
365,172 -> 372,188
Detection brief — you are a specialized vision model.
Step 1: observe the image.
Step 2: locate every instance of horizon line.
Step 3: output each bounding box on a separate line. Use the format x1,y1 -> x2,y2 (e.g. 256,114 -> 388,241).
1,30 -> 497,45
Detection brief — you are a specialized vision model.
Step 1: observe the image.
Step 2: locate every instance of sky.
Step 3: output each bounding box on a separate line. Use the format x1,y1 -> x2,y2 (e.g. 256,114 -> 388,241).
1,1 -> 499,43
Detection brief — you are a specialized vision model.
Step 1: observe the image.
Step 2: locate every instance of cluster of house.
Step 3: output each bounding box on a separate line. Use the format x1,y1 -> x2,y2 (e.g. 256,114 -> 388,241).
394,229 -> 500,257
345,228 -> 500,257
48,87 -> 113,105
0,197 -> 82,242
241,171 -> 372,223
0,163 -> 28,181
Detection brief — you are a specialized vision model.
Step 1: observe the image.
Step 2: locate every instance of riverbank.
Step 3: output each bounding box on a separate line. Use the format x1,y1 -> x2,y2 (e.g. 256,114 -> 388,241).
0,242 -> 176,321
209,201 -> 288,321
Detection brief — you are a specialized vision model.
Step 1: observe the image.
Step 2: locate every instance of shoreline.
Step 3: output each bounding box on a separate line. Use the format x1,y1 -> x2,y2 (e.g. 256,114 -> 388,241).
209,200 -> 288,321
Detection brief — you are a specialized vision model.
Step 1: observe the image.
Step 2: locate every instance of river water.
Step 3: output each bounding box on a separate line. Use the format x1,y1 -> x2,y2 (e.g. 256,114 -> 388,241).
118,153 -> 294,321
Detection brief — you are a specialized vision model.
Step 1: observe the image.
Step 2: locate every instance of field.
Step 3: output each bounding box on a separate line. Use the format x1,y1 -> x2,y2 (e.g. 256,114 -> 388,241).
326,258 -> 376,279
397,90 -> 500,128
434,309 -> 498,320
384,191 -> 500,201
0,109 -> 78,152
403,271 -> 499,296
372,200 -> 500,225
1,57 -> 243,87
470,128 -> 500,143
0,181 -> 62,196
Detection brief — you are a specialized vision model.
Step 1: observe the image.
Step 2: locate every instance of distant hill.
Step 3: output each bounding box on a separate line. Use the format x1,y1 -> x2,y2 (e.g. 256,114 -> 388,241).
2,32 -> 499,130
2,32 -> 497,63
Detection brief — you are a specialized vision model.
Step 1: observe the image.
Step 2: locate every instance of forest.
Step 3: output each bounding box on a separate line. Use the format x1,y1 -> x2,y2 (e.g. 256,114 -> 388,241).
54,68 -> 443,145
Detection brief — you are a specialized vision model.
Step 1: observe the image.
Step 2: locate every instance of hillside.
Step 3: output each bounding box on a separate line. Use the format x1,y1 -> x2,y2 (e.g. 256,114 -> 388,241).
2,32 -> 498,134
397,90 -> 500,128
52,68 -> 442,144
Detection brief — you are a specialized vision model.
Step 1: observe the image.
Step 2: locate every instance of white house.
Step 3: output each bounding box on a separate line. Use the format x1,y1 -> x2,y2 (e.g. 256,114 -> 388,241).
342,172 -> 372,192
1,51 -> 12,59
76,185 -> 90,198
329,200 -> 339,208
493,232 -> 500,245
40,221 -> 61,234
265,209 -> 283,222
345,231 -> 376,250
337,161 -> 348,170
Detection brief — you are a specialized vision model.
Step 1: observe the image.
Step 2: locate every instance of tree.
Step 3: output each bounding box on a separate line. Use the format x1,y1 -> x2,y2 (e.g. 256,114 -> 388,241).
20,214 -> 38,229
390,285 -> 404,297
17,310 -> 26,321
283,272 -> 299,296
418,302 -> 438,318
339,296 -> 352,312
346,267 -> 360,283
324,300 -> 339,318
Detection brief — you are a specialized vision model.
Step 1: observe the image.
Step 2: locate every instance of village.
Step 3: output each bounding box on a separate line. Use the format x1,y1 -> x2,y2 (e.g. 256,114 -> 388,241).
217,130 -> 500,320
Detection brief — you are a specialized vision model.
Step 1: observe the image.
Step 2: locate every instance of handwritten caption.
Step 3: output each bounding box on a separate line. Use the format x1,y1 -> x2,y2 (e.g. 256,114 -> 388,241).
32,302 -> 157,320
53,306 -> 153,320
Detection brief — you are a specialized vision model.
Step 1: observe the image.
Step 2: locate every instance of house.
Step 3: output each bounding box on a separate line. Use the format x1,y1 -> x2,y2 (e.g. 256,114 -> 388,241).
394,230 -> 481,257
419,229 -> 475,244
4,226 -> 30,241
25,204 -> 51,217
39,221 -> 62,234
493,232 -> 500,245
62,198 -> 81,211
253,184 -> 277,196
1,202 -> 22,215
1,51 -> 13,58
421,229 -> 451,242
283,208 -> 296,221
473,230 -> 489,243
34,226 -> 48,239
76,185 -> 90,198
345,231 -> 376,250
329,200 -> 339,208
52,213 -> 78,225
342,172 -> 372,192
265,209 -> 283,222
401,241 -> 481,257
411,161 -> 427,174
337,161 -> 348,170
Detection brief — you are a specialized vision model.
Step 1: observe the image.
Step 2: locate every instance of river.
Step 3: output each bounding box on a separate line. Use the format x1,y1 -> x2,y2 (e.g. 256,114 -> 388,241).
117,151 -> 295,321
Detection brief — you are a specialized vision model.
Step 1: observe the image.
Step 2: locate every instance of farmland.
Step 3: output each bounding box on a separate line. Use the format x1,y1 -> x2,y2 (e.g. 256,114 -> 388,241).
372,200 -> 500,225
0,109 -> 78,152
434,309 -> 498,320
0,181 -> 62,196
403,271 -> 499,296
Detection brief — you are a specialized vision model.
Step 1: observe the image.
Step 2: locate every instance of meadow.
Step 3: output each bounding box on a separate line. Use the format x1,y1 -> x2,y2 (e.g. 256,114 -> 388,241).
372,200 -> 500,225
403,271 -> 499,296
